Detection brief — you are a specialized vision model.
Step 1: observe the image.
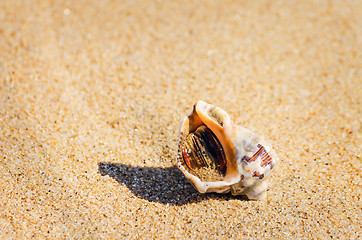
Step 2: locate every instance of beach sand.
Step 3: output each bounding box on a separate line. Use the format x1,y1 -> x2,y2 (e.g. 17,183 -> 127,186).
0,0 -> 361,238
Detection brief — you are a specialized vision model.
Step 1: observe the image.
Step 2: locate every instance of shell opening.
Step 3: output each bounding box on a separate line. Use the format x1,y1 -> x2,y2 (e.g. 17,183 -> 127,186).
181,125 -> 227,181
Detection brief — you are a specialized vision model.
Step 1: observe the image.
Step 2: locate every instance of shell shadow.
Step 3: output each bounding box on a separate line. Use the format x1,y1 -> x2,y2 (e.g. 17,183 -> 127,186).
98,162 -> 248,205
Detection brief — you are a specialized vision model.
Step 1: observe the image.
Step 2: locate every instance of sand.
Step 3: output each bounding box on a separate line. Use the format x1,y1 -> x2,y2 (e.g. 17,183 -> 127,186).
0,0 -> 361,239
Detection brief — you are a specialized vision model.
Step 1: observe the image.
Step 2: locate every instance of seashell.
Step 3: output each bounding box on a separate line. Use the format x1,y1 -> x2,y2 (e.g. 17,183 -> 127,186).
177,100 -> 277,200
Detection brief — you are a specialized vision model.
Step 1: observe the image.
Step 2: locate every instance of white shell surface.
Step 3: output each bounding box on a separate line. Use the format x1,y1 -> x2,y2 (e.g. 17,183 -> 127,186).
178,100 -> 277,200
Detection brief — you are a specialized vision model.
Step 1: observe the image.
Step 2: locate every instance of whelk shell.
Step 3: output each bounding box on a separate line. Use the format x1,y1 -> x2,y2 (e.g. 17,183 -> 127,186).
177,100 -> 277,200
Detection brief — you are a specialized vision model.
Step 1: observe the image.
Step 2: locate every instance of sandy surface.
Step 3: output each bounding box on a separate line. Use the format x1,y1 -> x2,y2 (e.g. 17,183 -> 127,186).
1,0 -> 361,239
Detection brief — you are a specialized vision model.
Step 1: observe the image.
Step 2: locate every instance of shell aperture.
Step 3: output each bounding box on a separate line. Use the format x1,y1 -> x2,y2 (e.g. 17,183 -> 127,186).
182,125 -> 227,181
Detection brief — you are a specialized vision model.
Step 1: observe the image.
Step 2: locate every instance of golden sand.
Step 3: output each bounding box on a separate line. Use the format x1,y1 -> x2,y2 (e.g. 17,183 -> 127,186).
0,0 -> 361,238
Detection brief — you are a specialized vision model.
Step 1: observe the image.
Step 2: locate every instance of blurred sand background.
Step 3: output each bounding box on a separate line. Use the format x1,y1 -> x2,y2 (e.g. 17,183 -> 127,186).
0,0 -> 361,239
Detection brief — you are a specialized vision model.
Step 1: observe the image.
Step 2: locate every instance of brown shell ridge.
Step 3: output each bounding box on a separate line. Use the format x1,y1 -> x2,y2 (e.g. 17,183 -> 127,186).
241,144 -> 274,170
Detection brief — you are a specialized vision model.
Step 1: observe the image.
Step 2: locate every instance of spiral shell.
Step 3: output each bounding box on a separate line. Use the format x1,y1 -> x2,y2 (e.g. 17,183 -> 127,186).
177,100 -> 277,200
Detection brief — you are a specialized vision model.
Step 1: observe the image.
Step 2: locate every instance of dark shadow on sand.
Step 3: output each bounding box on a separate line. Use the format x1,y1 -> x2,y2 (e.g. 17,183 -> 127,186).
98,162 -> 248,205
